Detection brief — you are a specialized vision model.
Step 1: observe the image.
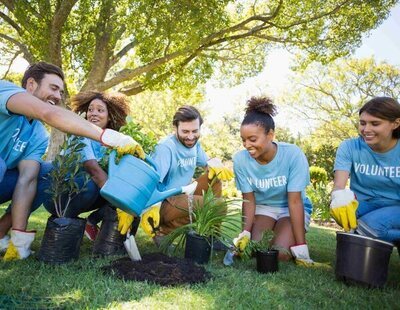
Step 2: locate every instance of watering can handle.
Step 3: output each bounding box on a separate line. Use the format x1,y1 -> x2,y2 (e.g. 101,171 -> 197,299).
109,150 -> 156,176
108,150 -> 117,177
144,155 -> 158,171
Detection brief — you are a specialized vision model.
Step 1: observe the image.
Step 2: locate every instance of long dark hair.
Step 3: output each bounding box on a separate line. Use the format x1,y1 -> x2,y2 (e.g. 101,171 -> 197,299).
360,97 -> 400,138
242,96 -> 277,134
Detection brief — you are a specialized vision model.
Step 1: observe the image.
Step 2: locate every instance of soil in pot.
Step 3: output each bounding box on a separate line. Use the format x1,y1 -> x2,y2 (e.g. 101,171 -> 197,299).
184,232 -> 211,264
335,232 -> 393,288
256,250 -> 279,274
102,253 -> 210,286
38,216 -> 86,264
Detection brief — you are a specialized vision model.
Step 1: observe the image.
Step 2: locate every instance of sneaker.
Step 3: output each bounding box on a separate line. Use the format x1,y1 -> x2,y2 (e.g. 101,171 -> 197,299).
0,235 -> 10,253
84,223 -> 99,241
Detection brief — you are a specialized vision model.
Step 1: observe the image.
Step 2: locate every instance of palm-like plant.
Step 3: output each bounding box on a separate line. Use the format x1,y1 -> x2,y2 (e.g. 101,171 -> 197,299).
160,184 -> 242,253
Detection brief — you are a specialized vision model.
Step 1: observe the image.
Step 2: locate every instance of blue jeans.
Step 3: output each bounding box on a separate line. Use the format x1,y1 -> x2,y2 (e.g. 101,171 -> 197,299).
42,173 -> 107,218
356,200 -> 400,243
0,161 -> 53,212
0,160 -> 105,218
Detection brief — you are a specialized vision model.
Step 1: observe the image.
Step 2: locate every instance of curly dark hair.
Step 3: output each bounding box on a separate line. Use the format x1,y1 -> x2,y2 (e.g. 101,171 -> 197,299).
242,96 -> 277,134
71,91 -> 130,131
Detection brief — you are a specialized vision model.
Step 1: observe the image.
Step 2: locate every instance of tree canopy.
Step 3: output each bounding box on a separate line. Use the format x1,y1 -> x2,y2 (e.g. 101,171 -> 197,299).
282,57 -> 400,142
1,0 -> 397,96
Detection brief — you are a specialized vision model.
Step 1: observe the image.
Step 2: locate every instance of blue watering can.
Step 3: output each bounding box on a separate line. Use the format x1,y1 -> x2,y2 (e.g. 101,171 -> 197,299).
100,151 -> 195,216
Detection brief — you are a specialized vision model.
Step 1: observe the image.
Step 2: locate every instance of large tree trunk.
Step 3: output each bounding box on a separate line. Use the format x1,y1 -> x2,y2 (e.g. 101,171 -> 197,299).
46,129 -> 66,161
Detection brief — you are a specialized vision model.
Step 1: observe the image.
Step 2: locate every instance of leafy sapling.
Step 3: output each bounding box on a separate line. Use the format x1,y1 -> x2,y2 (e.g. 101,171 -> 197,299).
45,135 -> 90,218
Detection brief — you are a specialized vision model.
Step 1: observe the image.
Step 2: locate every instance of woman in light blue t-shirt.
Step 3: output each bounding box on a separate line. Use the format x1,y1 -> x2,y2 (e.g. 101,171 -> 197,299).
44,91 -> 133,241
333,97 -> 400,244
233,96 -> 316,264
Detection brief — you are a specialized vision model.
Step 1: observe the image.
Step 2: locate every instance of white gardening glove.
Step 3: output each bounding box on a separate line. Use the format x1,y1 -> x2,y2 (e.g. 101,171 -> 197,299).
182,181 -> 198,195
0,235 -> 10,253
101,128 -> 134,148
207,158 -> 234,181
290,244 -> 329,268
101,129 -> 145,159
233,230 -> 251,255
330,189 -> 358,232
3,229 -> 35,261
124,232 -> 142,261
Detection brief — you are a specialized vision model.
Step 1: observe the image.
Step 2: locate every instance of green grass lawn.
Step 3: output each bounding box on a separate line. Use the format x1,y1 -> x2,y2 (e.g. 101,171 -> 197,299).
0,205 -> 399,309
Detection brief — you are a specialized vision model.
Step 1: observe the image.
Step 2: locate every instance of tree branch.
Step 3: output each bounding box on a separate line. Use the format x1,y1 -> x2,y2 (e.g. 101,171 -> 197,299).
0,11 -> 22,34
0,33 -> 35,63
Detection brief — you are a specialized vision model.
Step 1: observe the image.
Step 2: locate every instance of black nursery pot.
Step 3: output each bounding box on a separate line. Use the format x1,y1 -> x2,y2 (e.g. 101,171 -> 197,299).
92,219 -> 125,257
184,232 -> 211,264
335,232 -> 393,288
38,216 -> 86,264
256,250 -> 279,274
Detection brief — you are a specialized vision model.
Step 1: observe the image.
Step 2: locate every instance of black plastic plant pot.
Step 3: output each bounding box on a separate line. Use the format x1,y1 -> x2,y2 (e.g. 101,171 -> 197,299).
38,216 -> 86,264
93,219 -> 125,257
335,232 -> 393,288
256,250 -> 279,274
184,232 -> 211,264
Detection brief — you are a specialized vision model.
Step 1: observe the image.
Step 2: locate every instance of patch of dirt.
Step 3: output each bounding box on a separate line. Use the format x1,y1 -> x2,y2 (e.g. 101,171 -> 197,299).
102,253 -> 210,286
311,219 -> 341,229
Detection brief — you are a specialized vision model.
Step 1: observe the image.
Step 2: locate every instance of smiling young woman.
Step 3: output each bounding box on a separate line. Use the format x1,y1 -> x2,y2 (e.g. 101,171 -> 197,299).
232,96 -> 316,265
333,97 -> 400,243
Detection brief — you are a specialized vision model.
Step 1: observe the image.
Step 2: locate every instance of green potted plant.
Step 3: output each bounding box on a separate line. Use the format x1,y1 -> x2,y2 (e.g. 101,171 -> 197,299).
242,230 -> 283,274
38,135 -> 90,264
160,184 -> 242,264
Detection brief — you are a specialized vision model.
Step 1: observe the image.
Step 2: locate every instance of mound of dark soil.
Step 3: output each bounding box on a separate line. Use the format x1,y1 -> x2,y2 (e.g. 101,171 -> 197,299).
102,253 -> 210,286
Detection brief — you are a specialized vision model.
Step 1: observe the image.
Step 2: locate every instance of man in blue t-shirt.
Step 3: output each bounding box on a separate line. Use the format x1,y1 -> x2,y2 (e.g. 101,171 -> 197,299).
150,105 -> 233,243
0,62 -> 144,261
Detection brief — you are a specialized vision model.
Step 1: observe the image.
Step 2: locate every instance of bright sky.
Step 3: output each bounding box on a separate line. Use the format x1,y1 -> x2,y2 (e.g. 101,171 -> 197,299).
205,4 -> 400,132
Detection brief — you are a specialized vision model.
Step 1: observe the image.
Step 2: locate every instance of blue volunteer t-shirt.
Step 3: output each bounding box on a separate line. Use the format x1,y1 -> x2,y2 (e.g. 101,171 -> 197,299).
334,136 -> 400,203
79,138 -> 106,163
234,142 -> 312,213
0,80 -> 49,169
151,134 -> 208,190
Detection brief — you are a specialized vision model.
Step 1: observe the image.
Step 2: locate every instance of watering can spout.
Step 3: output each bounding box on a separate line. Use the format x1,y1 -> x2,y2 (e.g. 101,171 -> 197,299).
145,181 -> 198,208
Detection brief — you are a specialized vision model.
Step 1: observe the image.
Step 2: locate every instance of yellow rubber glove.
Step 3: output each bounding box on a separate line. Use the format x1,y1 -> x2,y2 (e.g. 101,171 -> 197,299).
140,204 -> 161,237
233,230 -> 251,255
116,143 -> 145,160
330,189 -> 359,232
117,209 -> 135,235
3,230 -> 35,261
290,244 -> 330,268
207,158 -> 234,181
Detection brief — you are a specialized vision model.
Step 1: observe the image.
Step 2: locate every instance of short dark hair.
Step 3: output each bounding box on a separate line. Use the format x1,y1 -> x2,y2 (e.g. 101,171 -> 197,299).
21,61 -> 64,88
172,105 -> 203,127
360,97 -> 400,138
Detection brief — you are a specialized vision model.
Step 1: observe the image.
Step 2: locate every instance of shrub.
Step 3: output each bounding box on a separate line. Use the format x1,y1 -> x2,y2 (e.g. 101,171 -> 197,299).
306,181 -> 332,222
309,166 -> 328,187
